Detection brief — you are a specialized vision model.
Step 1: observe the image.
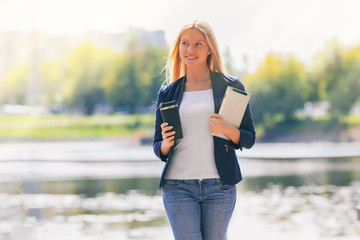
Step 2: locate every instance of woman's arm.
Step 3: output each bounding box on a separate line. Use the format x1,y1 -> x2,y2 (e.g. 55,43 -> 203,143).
153,87 -> 176,161
209,103 -> 255,150
153,87 -> 168,161
209,78 -> 256,150
209,113 -> 240,144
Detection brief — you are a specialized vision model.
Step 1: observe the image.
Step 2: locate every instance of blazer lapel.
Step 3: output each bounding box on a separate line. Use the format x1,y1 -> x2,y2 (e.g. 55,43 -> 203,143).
168,72 -> 224,113
210,71 -> 223,114
163,76 -> 185,106
174,76 -> 185,107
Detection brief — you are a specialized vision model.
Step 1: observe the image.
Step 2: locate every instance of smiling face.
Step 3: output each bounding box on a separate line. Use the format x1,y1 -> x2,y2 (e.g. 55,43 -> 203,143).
179,28 -> 210,69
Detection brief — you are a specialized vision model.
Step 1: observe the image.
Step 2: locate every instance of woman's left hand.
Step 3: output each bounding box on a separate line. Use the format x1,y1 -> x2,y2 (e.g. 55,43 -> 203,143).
208,113 -> 229,135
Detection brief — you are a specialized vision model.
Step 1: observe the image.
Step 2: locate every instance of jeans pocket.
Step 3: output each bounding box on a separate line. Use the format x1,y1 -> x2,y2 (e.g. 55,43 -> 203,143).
217,179 -> 235,190
163,179 -> 180,186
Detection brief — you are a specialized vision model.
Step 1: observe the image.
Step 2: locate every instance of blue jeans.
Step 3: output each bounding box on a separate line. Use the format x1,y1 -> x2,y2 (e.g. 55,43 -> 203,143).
162,178 -> 236,240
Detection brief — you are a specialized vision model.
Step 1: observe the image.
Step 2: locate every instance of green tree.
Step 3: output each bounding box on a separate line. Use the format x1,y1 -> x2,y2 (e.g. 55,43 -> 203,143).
244,53 -> 307,124
102,40 -> 166,113
136,44 -> 167,107
63,42 -> 112,115
327,43 -> 360,119
39,60 -> 64,107
102,53 -> 140,113
312,40 -> 344,102
0,63 -> 29,104
311,40 -> 360,119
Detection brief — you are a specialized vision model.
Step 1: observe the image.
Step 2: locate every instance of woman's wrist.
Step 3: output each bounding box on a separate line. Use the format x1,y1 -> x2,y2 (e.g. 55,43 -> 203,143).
160,141 -> 171,156
224,124 -> 240,145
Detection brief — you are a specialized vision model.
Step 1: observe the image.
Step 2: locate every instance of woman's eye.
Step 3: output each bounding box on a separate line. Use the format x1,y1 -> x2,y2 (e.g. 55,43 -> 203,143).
196,42 -> 203,46
182,42 -> 189,46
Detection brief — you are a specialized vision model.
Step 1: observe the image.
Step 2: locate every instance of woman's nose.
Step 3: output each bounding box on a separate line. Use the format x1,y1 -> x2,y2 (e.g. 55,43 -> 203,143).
187,45 -> 195,53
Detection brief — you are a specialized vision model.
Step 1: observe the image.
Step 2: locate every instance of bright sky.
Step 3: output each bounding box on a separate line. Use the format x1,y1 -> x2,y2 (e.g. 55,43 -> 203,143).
1,0 -> 360,72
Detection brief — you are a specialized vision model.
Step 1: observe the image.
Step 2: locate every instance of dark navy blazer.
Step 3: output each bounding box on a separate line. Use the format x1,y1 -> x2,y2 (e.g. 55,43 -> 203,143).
153,71 -> 256,188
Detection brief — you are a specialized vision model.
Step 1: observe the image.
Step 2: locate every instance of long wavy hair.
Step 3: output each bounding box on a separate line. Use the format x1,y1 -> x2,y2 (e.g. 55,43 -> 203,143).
164,20 -> 226,84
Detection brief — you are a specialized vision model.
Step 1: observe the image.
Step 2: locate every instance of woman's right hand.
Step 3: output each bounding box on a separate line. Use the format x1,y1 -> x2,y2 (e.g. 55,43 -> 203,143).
160,122 -> 175,156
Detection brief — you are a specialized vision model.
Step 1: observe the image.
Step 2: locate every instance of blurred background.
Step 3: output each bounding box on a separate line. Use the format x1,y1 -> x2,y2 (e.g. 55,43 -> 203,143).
0,0 -> 360,239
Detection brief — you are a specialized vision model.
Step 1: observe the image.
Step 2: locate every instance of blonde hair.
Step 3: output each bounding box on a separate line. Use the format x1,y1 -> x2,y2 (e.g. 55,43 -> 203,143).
164,20 -> 226,84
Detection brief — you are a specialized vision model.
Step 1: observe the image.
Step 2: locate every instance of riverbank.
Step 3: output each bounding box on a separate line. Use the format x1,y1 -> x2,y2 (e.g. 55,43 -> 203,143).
1,114 -> 360,142
1,140 -> 360,162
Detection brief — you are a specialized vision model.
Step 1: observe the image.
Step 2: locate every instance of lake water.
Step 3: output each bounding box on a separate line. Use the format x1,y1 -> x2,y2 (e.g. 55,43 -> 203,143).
1,143 -> 360,239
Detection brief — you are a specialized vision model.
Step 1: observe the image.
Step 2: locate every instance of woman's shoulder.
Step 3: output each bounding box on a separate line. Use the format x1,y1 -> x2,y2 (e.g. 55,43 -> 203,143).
211,71 -> 245,90
159,76 -> 186,94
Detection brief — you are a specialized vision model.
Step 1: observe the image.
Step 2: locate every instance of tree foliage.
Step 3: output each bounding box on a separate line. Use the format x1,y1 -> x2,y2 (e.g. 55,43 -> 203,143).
311,40 -> 360,119
102,40 -> 166,113
244,53 -> 307,124
241,39 -> 360,128
0,63 -> 29,104
1,37 -> 359,123
39,60 -> 64,107
63,42 -> 112,115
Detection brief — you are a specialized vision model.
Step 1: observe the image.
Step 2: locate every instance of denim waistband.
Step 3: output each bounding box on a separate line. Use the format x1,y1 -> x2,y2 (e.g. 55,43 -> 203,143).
164,178 -> 221,183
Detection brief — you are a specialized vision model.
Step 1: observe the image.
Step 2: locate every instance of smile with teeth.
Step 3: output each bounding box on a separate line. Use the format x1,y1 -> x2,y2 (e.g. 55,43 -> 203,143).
186,56 -> 198,60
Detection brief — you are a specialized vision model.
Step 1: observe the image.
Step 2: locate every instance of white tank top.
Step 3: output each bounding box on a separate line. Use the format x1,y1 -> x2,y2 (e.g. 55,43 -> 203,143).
165,89 -> 220,180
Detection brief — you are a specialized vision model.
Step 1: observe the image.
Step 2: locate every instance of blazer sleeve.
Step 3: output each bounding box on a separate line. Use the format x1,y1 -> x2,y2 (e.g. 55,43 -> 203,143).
231,80 -> 256,150
153,86 -> 168,162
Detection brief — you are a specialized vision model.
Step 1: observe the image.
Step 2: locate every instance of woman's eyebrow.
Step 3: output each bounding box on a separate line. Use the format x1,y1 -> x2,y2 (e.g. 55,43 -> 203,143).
180,38 -> 206,42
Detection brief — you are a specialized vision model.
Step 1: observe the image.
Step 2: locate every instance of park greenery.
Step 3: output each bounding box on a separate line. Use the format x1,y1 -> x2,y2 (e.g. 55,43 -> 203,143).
0,114 -> 155,140
244,39 -> 360,121
242,39 -> 360,139
0,38 -> 168,115
0,37 -> 359,140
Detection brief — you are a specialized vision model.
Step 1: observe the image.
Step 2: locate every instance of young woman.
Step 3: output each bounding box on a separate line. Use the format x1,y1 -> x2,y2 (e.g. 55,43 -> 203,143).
153,20 -> 256,240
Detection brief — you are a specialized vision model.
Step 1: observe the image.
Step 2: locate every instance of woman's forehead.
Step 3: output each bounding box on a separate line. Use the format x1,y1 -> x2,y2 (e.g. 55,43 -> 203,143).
180,28 -> 206,41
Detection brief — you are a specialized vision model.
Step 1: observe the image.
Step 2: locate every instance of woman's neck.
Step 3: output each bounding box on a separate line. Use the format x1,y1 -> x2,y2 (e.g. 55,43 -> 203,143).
186,65 -> 210,83
184,65 -> 212,91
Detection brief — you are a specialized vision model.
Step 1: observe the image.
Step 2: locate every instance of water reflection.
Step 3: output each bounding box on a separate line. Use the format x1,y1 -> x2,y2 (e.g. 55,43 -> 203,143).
3,169 -> 359,197
1,157 -> 360,240
1,157 -> 358,196
242,169 -> 360,193
33,178 -> 161,197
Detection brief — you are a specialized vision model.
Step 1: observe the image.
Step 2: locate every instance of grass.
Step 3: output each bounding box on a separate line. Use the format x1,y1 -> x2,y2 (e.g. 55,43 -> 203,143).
0,114 -> 156,140
1,113 -> 359,141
